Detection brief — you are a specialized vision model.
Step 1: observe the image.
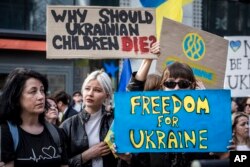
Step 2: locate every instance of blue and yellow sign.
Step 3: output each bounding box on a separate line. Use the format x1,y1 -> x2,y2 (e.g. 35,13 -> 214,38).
182,33 -> 206,61
162,57 -> 217,85
114,90 -> 231,153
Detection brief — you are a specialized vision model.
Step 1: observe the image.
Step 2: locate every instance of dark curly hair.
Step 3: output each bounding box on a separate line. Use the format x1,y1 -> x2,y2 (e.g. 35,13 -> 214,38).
0,68 -> 48,125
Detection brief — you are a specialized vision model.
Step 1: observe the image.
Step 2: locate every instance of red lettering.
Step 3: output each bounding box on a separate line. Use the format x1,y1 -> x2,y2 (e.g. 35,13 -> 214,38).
121,36 -> 157,54
133,37 -> 139,53
139,37 -> 148,53
149,35 -> 157,48
121,37 -> 133,51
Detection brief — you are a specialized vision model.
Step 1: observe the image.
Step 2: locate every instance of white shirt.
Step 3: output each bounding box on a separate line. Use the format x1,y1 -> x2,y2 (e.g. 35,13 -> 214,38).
59,107 -> 68,122
85,109 -> 103,167
236,144 -> 250,151
73,103 -> 82,112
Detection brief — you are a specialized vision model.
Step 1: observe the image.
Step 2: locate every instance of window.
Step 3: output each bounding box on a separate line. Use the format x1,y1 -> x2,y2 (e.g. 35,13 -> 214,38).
0,62 -> 73,95
0,0 -> 75,33
202,0 -> 250,36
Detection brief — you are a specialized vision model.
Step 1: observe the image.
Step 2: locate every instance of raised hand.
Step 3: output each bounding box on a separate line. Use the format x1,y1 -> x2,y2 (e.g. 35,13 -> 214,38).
150,41 -> 160,56
195,80 -> 206,90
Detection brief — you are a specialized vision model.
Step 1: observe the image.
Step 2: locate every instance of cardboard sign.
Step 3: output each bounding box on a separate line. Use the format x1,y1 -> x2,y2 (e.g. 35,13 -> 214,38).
114,90 -> 231,153
47,6 -> 157,59
157,18 -> 228,88
224,36 -> 250,97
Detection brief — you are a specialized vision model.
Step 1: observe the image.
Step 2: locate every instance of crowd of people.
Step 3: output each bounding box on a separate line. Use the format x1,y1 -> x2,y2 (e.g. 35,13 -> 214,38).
230,97 -> 250,151
0,43 -> 249,167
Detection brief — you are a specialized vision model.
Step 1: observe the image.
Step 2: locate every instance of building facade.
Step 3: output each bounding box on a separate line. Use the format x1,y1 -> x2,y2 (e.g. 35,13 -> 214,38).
0,0 -> 249,95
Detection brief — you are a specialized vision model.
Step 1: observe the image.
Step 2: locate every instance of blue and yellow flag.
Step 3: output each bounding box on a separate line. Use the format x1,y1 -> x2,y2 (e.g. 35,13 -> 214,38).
140,0 -> 194,39
118,59 -> 132,92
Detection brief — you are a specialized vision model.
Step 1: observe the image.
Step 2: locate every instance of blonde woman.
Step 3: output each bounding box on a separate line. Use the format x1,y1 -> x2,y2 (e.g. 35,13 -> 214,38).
60,70 -> 133,167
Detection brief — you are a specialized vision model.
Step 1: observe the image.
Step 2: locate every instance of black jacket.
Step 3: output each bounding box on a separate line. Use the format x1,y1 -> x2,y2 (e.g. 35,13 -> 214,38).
127,72 -> 145,92
60,106 -> 150,167
62,106 -> 78,122
60,107 -> 117,167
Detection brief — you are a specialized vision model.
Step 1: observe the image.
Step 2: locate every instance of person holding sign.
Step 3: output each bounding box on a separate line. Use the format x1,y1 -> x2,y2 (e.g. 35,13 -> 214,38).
126,43 -> 217,167
60,70 -> 136,167
127,43 -> 199,92
0,68 -> 68,167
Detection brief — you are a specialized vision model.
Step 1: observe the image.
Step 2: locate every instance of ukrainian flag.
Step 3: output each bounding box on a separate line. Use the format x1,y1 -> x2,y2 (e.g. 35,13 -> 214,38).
140,0 -> 194,39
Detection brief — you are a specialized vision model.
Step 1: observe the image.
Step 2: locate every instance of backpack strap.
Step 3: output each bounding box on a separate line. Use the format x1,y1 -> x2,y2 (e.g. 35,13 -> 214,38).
44,121 -> 62,154
7,121 -> 19,151
7,121 -> 62,154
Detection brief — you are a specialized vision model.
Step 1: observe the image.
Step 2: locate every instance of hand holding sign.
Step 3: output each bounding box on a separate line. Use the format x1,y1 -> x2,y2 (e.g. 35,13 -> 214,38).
114,90 -> 232,153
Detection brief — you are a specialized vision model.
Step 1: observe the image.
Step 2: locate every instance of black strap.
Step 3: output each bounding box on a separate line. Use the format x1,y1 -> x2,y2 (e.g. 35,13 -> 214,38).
6,121 -> 62,154
45,121 -> 62,154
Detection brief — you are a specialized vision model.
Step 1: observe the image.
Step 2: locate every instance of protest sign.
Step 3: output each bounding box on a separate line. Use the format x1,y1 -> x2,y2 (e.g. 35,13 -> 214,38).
47,6 -> 157,59
114,90 -> 231,153
104,121 -> 117,158
224,36 -> 250,97
157,18 -> 228,88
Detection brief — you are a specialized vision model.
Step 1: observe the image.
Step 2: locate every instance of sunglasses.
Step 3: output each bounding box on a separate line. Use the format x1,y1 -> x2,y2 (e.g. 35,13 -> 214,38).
245,103 -> 250,107
163,80 -> 192,89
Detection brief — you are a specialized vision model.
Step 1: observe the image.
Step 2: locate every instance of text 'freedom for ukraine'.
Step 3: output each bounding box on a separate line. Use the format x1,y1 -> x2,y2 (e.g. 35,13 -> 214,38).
129,95 -> 210,150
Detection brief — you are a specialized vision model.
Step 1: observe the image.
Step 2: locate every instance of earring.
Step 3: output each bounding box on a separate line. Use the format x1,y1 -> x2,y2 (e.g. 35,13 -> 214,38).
105,104 -> 112,112
104,98 -> 112,112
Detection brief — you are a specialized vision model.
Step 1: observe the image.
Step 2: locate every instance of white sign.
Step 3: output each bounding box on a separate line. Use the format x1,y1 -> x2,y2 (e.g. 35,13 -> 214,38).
224,36 -> 250,97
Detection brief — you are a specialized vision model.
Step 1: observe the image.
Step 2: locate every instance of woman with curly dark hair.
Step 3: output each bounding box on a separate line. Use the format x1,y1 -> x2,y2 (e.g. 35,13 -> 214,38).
0,68 -> 68,167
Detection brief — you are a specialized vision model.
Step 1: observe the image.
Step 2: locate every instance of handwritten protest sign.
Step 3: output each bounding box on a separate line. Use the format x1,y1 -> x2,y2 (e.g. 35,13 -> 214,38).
114,90 -> 231,153
224,36 -> 250,97
157,18 -> 228,88
47,6 -> 157,59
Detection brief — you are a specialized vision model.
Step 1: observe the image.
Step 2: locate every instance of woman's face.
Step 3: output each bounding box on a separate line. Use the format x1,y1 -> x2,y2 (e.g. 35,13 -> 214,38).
45,98 -> 59,119
82,79 -> 107,111
20,78 -> 45,115
244,98 -> 250,114
73,93 -> 83,103
235,116 -> 249,140
163,77 -> 192,91
231,101 -> 238,113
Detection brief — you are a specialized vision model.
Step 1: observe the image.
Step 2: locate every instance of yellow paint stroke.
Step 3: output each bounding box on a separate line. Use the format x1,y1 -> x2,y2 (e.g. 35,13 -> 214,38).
161,56 -> 217,85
